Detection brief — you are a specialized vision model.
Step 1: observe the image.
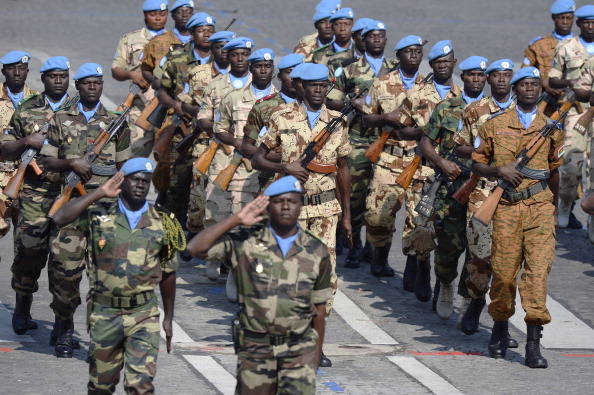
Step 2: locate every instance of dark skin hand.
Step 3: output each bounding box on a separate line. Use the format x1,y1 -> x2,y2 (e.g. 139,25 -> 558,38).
2,63 -> 29,93
332,19 -> 353,48
315,18 -> 334,44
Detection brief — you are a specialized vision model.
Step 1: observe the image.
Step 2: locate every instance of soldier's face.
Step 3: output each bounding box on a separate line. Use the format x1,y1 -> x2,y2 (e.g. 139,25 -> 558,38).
578,19 -> 594,40
2,63 -> 29,88
268,192 -> 302,228
144,10 -> 168,31
303,81 -> 329,108
513,78 -> 541,106
76,77 -> 103,103
488,70 -> 513,96
42,70 -> 69,97
212,42 -> 229,65
430,53 -> 456,81
332,19 -> 353,44
363,31 -> 387,56
229,49 -> 250,75
121,172 -> 152,206
461,70 -> 487,96
315,18 -> 334,41
553,12 -> 574,36
278,68 -> 296,95
397,45 -> 423,70
250,61 -> 274,88
172,7 -> 193,28
192,26 -> 215,48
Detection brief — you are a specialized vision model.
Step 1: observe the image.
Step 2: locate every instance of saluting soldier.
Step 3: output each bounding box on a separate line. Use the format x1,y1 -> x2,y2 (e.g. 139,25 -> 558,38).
311,7 -> 354,65
293,0 -> 341,62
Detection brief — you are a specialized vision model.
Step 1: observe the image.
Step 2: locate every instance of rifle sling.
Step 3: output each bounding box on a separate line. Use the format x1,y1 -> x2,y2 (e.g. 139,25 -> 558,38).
502,179 -> 548,203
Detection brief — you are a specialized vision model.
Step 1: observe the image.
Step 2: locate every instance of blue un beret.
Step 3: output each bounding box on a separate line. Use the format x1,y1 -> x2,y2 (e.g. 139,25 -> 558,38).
428,40 -> 453,62
222,37 -> 255,51
186,12 -> 216,30
40,56 -> 70,73
73,63 -> 103,80
576,5 -> 594,19
208,31 -> 236,43
395,35 -> 424,52
459,56 -> 489,72
352,17 -> 374,33
329,8 -> 354,22
277,53 -> 305,70
300,63 -> 329,81
289,63 -> 310,79
121,158 -> 155,177
361,20 -> 386,37
510,66 -> 540,85
485,59 -> 514,75
248,48 -> 275,63
316,0 -> 341,11
551,0 -> 576,15
170,0 -> 193,13
143,0 -> 168,12
1,51 -> 31,65
312,5 -> 337,22
263,175 -> 303,197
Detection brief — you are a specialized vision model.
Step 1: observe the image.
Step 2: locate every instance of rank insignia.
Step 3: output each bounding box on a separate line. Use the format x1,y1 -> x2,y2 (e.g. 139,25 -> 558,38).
98,237 -> 106,250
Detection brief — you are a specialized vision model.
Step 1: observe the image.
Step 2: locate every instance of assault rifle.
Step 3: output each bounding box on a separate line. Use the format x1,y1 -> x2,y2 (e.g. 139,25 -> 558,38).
152,114 -> 190,158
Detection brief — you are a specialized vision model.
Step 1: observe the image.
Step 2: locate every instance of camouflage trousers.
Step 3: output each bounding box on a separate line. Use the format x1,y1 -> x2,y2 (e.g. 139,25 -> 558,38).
236,329 -> 318,395
434,196 -> 471,298
128,106 -> 154,159
560,112 -> 591,202
204,184 -> 257,228
365,165 -> 435,259
488,201 -> 555,325
165,147 -> 194,222
298,214 -> 338,316
87,298 -> 160,395
186,142 -> 210,234
11,188 -> 56,295
346,139 -> 373,243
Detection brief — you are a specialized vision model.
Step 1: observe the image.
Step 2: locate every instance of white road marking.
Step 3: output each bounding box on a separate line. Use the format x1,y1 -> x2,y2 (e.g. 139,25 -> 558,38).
0,299 -> 34,343
184,355 -> 236,395
159,307 -> 194,344
387,356 -> 464,395
333,290 -> 399,345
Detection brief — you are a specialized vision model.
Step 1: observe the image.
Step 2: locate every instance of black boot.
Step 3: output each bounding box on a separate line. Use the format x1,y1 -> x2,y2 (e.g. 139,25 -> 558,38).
319,351 -> 332,367
461,296 -> 486,335
415,259 -> 431,302
525,324 -> 548,368
344,240 -> 362,269
507,332 -> 519,348
488,321 -> 509,359
12,293 -> 34,335
403,256 -> 416,292
370,244 -> 395,277
360,240 -> 373,264
568,201 -> 583,229
54,318 -> 75,358
50,317 -> 80,350
431,280 -> 440,311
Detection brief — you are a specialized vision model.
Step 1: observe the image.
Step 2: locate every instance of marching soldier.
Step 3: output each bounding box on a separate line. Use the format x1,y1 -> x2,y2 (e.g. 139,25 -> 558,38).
326,17 -> 372,74
293,0 -> 341,61
311,7 -> 354,65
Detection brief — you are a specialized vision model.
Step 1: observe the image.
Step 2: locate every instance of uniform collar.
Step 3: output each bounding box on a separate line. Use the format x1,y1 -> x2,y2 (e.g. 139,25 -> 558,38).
295,102 -> 332,123
66,101 -> 108,118
110,201 -> 159,230
506,106 -> 547,132
257,223 -> 310,260
1,83 -> 34,102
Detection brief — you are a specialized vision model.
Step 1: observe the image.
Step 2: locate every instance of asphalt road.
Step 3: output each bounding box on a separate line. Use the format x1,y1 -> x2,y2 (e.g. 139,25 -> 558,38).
0,1 -> 593,394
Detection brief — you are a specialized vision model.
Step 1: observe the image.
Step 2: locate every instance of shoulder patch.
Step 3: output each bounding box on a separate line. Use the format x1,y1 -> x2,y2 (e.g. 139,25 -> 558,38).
528,36 -> 543,46
341,57 -> 358,67
305,228 -> 324,243
255,93 -> 277,104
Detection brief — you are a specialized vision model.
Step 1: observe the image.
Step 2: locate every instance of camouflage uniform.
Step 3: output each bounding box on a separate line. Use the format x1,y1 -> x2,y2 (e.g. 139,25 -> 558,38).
522,35 -> 559,81
327,55 -> 396,248
326,49 -> 360,77
293,32 -> 322,62
2,93 -> 65,296
205,224 -> 332,395
140,30 -> 183,80
311,42 -> 353,65
424,96 -> 474,296
472,107 -> 563,325
40,103 -> 131,320
78,201 -> 177,394
262,101 -> 352,314
112,27 -> 160,157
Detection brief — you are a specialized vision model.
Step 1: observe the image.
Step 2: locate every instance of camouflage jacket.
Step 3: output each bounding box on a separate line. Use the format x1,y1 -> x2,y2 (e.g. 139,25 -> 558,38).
574,55 -> 594,93
161,42 -> 212,105
522,35 -> 558,80
141,30 -> 183,77
40,102 -> 131,191
206,223 -> 332,335
262,101 -> 352,218
326,48 -> 361,76
245,92 -> 289,141
397,81 -> 463,129
293,32 -> 320,62
311,41 -> 353,65
473,106 -> 564,205
454,96 -> 512,146
79,201 -> 177,298
0,83 -> 38,133
189,62 -> 227,107
197,72 -> 253,123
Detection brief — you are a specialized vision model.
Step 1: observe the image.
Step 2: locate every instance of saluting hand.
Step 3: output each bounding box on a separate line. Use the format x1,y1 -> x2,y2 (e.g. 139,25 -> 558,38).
237,195 -> 269,226
99,172 -> 124,198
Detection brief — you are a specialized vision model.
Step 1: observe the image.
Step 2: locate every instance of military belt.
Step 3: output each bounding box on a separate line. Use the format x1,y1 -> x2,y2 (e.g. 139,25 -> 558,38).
0,161 -> 15,172
383,145 -> 415,157
91,164 -> 117,176
301,190 -> 335,206
93,290 -> 155,309
243,328 -> 310,346
502,179 -> 548,203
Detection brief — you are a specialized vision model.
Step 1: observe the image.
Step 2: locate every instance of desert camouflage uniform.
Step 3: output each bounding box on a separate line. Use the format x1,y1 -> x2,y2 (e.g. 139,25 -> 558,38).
2,93 -> 66,295
40,103 -> 131,320
293,32 -> 322,62
206,224 -> 332,395
522,35 -> 560,81
311,42 -> 353,65
79,201 -> 177,394
472,107 -> 563,325
113,26 -> 160,157
425,96 -> 474,296
327,55 -> 396,248
141,30 -> 184,80
549,36 -> 590,205
262,101 -> 351,314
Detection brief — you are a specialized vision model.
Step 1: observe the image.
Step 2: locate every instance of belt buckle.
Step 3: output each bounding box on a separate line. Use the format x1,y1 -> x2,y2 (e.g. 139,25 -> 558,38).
129,294 -> 138,307
313,194 -> 321,205
271,335 -> 285,346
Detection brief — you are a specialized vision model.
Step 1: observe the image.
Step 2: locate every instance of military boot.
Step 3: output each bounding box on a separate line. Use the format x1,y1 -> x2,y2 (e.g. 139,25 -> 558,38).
415,259 -> 432,302
370,243 -> 395,277
360,240 -> 373,264
436,281 -> 454,320
12,293 -> 35,335
461,296 -> 486,335
54,318 -> 75,358
431,280 -> 441,311
319,351 -> 332,367
50,317 -> 80,349
557,198 -> 572,228
525,324 -> 548,368
488,320 -> 509,359
344,239 -> 362,269
402,256 -> 416,292
507,331 -> 519,348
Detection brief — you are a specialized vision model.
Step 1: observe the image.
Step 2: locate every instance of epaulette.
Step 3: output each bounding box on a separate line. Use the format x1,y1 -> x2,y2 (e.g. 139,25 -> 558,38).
18,94 -> 36,106
305,228 -> 324,243
341,57 -> 358,67
487,111 -> 504,120
154,203 -> 174,218
528,36 -> 543,46
255,93 -> 277,104
56,102 -> 76,112
313,43 -> 332,53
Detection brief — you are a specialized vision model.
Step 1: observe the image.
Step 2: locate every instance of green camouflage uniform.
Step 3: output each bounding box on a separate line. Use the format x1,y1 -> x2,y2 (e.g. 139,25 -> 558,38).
2,92 -> 65,295
40,102 -> 131,320
311,42 -> 353,65
425,96 -> 474,296
472,107 -> 564,325
326,55 -> 396,247
206,224 -> 332,395
78,201 -> 177,394
112,26 -> 160,157
293,32 -> 322,62
262,101 -> 352,314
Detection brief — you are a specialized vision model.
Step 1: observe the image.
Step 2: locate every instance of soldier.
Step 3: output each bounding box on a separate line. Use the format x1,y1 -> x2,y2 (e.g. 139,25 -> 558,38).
472,67 -> 562,368
311,7 -> 354,65
52,158 -> 182,394
0,51 -> 38,131
395,40 -> 462,304
326,20 -> 396,271
111,0 -> 168,157
187,176 -> 332,395
419,56 -> 488,320
326,17 -> 372,75
1,57 -> 71,336
361,35 -> 429,293
522,0 -> 576,97
293,0 -> 341,62
40,63 -> 131,358
252,63 -> 352,367
549,5 -> 594,229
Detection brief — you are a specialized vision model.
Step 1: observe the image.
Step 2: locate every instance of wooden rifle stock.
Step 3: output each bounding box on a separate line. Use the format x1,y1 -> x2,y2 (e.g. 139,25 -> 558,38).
194,139 -> 219,175
452,173 -> 480,205
364,128 -> 392,163
135,97 -> 159,130
213,152 -> 242,191
3,162 -> 27,200
117,84 -> 140,112
395,154 -> 421,190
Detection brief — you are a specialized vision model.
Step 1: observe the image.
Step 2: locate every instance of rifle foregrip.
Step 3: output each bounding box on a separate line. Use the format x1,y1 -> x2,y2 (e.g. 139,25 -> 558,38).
3,163 -> 26,200
48,187 -> 74,218
195,142 -> 218,175
213,164 -> 238,191
29,159 -> 43,175
395,155 -> 421,190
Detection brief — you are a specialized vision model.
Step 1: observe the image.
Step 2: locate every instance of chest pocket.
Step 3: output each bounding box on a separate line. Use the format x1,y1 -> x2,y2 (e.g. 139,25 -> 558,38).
438,114 -> 461,151
493,132 -> 520,166
91,221 -> 116,270
280,128 -> 304,162
131,42 -> 146,65
565,57 -> 584,79
232,105 -> 252,137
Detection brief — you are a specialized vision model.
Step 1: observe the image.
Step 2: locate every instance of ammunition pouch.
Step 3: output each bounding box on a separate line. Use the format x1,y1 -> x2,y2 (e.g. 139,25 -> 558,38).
382,145 -> 416,157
